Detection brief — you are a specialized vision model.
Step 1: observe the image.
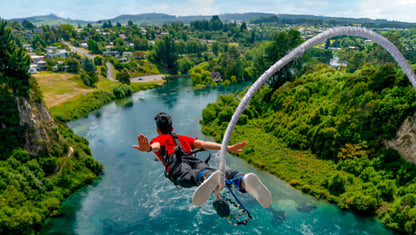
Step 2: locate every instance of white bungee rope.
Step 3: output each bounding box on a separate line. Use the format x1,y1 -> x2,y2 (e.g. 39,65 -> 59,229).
215,26 -> 416,199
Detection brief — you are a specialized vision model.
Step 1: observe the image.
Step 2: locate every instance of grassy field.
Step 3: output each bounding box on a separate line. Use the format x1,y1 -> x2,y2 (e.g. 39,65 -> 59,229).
33,72 -> 119,108
34,72 -> 162,121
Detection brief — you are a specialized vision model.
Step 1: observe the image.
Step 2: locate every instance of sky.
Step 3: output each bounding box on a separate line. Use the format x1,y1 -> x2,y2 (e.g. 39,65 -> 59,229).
1,0 -> 416,23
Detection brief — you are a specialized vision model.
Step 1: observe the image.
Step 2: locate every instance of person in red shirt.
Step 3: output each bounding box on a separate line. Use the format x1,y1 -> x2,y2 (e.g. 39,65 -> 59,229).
133,112 -> 271,208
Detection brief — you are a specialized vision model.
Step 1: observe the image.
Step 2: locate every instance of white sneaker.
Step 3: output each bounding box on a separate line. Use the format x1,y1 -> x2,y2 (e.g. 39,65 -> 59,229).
243,173 -> 272,208
192,171 -> 220,206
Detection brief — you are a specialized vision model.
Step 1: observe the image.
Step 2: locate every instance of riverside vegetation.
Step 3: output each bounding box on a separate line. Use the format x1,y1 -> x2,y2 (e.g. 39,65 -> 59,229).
0,19 -> 104,234
201,63 -> 416,233
4,13 -> 416,234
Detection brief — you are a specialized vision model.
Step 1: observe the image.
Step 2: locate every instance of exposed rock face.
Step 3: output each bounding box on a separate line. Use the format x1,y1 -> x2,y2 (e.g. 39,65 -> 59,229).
15,96 -> 67,156
385,112 -> 416,164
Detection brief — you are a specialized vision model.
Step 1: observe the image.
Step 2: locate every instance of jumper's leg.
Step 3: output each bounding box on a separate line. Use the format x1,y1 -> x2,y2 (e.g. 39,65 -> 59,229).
192,171 -> 220,206
243,173 -> 272,208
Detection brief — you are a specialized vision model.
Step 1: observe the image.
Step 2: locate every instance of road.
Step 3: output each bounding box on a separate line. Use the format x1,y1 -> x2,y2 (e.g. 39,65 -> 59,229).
106,62 -> 116,81
62,41 -> 95,60
62,41 -> 163,83
63,41 -> 116,81
130,74 -> 165,83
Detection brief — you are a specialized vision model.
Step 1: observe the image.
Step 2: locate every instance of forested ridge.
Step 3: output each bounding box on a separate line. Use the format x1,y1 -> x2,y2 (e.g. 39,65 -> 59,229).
201,62 -> 416,233
0,20 -> 103,234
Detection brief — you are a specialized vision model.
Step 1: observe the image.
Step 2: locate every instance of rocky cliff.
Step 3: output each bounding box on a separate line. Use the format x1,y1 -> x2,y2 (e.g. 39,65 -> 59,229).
16,95 -> 69,157
385,111 -> 416,164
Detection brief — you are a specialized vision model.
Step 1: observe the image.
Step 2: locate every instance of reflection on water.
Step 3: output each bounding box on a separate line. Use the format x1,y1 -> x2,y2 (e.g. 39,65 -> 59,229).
41,78 -> 392,235
296,201 -> 318,213
115,97 -> 134,109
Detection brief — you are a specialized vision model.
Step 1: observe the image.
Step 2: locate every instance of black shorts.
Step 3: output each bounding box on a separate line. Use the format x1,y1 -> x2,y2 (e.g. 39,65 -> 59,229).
169,156 -> 239,188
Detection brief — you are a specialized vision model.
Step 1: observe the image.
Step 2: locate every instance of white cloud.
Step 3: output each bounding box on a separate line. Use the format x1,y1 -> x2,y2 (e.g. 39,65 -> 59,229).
144,0 -> 219,16
359,0 -> 416,22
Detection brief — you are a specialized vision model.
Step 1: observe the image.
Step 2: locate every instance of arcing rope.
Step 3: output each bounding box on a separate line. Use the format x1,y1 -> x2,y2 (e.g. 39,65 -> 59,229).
215,27 -> 416,197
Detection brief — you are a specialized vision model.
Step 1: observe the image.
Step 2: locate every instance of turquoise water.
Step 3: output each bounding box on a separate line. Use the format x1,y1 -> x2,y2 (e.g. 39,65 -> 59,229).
41,78 -> 392,234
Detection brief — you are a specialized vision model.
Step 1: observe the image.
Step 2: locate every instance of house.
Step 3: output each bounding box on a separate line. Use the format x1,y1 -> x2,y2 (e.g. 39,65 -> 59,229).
33,28 -> 44,34
105,45 -> 113,51
119,34 -> 127,40
122,52 -> 133,58
46,46 -> 58,54
80,43 -> 88,48
30,55 -> 45,63
156,32 -> 169,38
37,61 -> 47,71
46,51 -> 67,59
211,71 -> 222,82
23,44 -> 33,51
24,32 -> 33,39
119,57 -> 129,63
103,51 -> 120,57
29,64 -> 38,74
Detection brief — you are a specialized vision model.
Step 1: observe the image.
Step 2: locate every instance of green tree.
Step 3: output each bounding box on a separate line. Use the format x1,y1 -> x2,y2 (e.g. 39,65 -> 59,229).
94,56 -> 103,66
327,172 -> 347,196
151,35 -> 178,73
87,39 -> 100,54
65,58 -> 80,73
257,29 -> 304,90
21,19 -> 34,30
133,37 -> 148,51
31,34 -> 46,50
0,19 -> 30,96
114,37 -> 125,47
9,21 -> 23,30
240,22 -> 247,32
116,71 -> 130,84
210,15 -> 223,31
83,57 -> 96,72
190,65 -> 213,87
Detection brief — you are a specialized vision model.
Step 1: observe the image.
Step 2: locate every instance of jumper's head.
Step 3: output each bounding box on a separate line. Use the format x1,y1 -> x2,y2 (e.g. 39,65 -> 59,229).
154,112 -> 172,134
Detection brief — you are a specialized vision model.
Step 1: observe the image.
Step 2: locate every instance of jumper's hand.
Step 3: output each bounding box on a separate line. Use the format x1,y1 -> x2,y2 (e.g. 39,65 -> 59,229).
227,141 -> 248,153
133,134 -> 151,152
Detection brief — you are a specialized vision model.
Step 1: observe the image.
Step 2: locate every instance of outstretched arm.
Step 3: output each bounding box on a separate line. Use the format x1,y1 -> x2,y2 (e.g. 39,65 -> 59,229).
193,140 -> 247,153
133,134 -> 160,152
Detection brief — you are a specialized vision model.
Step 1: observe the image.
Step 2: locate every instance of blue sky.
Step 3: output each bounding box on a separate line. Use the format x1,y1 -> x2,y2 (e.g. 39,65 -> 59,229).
2,0 -> 416,23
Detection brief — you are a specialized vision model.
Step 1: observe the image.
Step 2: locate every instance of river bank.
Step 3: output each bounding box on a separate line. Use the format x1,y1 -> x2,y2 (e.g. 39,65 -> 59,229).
35,72 -> 164,121
41,77 -> 390,234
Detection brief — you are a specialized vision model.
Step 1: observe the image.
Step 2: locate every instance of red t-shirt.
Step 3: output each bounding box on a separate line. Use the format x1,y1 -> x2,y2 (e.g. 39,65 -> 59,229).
150,134 -> 197,166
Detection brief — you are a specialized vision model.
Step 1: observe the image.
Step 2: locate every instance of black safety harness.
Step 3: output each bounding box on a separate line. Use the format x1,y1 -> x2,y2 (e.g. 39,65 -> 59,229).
158,133 -> 251,225
160,133 -> 210,186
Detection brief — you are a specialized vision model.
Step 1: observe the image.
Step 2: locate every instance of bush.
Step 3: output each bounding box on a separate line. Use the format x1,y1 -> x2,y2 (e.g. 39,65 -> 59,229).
327,173 -> 347,196
116,71 -> 130,84
113,84 -> 132,99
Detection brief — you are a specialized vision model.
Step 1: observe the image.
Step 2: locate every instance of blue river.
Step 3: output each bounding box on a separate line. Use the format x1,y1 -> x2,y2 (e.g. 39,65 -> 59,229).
41,78 -> 392,234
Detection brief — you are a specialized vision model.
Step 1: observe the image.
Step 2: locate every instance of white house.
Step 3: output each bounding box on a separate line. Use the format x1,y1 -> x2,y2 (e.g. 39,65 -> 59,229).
30,55 -> 45,63
29,64 -> 38,74
122,52 -> 133,58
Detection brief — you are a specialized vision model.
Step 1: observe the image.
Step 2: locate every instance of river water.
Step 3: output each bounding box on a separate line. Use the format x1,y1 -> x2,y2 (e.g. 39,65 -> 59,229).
41,78 -> 392,235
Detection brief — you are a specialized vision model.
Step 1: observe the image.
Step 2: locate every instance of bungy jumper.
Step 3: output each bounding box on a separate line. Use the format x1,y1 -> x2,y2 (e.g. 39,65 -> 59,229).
192,27 -> 416,225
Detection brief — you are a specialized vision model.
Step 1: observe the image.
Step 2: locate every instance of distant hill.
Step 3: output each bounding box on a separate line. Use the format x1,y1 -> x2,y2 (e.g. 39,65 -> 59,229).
100,12 -> 275,25
9,13 -> 90,26
7,12 -> 416,28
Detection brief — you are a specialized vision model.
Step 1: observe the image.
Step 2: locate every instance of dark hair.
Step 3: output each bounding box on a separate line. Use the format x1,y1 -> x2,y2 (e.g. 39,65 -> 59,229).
154,112 -> 172,134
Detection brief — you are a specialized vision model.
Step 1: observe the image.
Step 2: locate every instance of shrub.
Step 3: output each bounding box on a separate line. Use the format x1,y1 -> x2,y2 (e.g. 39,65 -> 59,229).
327,173 -> 347,196
113,84 -> 132,99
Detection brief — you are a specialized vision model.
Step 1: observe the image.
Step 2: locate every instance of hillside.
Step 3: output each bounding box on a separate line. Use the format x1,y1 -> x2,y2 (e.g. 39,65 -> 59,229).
9,13 -> 89,26
200,63 -> 416,233
0,20 -> 102,234
7,12 -> 416,28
